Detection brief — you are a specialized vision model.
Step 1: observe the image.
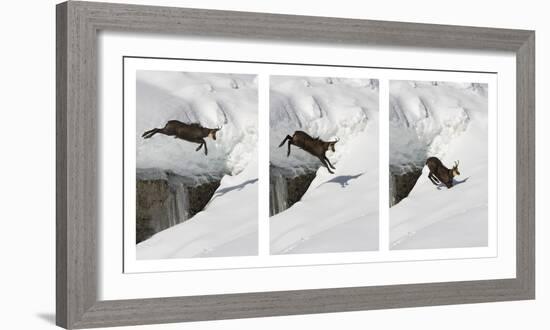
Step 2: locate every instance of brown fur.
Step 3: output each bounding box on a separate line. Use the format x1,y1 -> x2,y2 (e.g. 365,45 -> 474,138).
279,130 -> 338,174
425,156 -> 460,188
141,120 -> 220,155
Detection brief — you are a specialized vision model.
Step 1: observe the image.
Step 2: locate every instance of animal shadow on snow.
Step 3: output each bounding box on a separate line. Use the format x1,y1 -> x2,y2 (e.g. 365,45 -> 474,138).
205,178 -> 258,207
319,173 -> 364,188
435,176 -> 470,190
214,178 -> 259,197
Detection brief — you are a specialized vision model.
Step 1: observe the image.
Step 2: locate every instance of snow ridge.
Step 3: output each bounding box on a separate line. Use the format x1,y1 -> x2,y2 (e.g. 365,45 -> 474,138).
270,76 -> 379,254
270,76 -> 379,170
389,81 -> 487,170
389,80 -> 489,249
136,71 -> 258,177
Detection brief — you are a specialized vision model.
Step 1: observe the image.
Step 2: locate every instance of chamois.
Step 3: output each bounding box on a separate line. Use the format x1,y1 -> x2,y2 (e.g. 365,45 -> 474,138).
426,157 -> 460,188
279,130 -> 339,174
141,120 -> 220,156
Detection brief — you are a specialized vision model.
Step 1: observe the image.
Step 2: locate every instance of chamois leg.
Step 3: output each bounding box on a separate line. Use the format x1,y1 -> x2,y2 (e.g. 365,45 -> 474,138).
428,172 -> 440,186
324,156 -> 336,170
278,135 -> 292,147
319,157 -> 334,174
193,139 -> 208,155
278,135 -> 293,157
142,128 -> 161,139
427,172 -> 436,185
287,140 -> 292,157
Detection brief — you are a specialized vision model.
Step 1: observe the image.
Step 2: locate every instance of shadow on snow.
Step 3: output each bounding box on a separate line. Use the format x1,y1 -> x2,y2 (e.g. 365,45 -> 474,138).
213,178 -> 258,197
318,172 -> 364,188
435,176 -> 470,190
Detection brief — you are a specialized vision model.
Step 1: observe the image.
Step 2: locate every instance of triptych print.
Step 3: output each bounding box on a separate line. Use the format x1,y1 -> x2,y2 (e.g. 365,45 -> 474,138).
128,61 -> 490,264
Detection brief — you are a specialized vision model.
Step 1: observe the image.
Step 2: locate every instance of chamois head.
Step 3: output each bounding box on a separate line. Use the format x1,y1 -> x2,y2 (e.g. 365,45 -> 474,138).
208,127 -> 221,140
451,160 -> 460,177
328,137 -> 339,152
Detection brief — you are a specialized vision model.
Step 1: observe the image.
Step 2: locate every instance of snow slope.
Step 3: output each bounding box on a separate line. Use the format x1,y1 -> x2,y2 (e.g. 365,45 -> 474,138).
135,71 -> 258,258
137,159 -> 258,258
270,76 -> 379,254
389,81 -> 489,249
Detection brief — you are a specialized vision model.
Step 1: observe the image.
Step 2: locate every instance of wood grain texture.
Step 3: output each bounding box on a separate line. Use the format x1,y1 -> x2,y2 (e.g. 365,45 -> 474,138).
515,32 -> 536,298
56,1 -> 536,328
57,2 -> 99,327
56,3 -> 68,328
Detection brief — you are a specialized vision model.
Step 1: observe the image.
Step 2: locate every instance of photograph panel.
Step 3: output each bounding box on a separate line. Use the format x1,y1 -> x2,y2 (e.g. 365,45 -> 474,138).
134,70 -> 259,259
389,80 -> 489,249
269,75 -> 379,254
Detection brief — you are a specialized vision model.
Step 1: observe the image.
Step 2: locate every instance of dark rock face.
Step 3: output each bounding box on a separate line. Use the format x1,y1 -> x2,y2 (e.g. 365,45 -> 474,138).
136,180 -> 173,243
390,166 -> 423,206
270,165 -> 316,216
286,172 -> 317,208
187,181 -> 222,217
135,169 -> 220,243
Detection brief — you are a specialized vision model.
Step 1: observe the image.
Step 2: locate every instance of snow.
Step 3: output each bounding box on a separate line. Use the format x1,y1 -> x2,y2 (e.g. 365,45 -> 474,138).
136,71 -> 258,258
270,76 -> 379,169
270,76 -> 379,254
136,70 -> 258,177
134,74 -> 484,258
137,158 -> 258,259
389,81 -> 489,249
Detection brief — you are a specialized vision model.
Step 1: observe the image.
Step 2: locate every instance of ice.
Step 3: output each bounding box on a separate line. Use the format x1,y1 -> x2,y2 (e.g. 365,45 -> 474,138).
270,76 -> 379,254
389,81 -> 487,168
136,71 -> 258,177
135,71 -> 258,258
135,74 -> 486,257
269,166 -> 289,216
270,76 -> 379,170
389,80 -> 489,249
137,158 -> 259,259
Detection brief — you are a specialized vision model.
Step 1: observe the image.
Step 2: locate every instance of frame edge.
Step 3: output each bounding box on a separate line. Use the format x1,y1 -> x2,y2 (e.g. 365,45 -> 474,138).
515,30 -> 536,300
56,2 -> 69,328
58,1 -> 101,328
56,1 -> 536,328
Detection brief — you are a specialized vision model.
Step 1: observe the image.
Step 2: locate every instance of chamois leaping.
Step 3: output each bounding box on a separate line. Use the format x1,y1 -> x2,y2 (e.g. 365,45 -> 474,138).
279,130 -> 339,174
142,120 -> 221,156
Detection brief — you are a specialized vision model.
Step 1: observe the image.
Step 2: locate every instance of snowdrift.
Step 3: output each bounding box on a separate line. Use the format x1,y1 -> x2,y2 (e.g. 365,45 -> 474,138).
270,76 -> 379,169
136,71 -> 258,258
270,76 -> 379,254
137,159 -> 258,258
136,71 -> 258,177
389,81 -> 489,249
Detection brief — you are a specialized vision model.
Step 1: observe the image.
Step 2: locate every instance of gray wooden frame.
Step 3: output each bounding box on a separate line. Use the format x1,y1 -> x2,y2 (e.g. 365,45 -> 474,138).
56,1 -> 535,328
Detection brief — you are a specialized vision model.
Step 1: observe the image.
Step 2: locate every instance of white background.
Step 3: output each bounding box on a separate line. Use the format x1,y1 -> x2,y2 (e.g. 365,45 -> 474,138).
111,56 -> 506,294
0,0 -> 547,329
